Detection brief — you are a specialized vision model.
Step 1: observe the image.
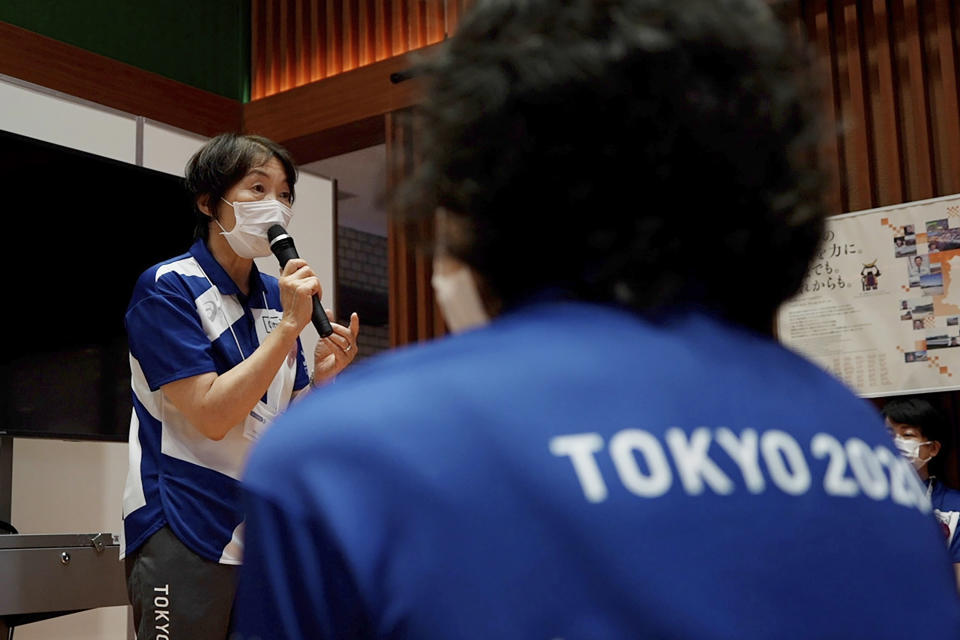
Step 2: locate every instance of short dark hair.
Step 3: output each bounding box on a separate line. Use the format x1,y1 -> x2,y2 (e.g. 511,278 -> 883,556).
882,397 -> 948,443
185,133 -> 298,240
400,0 -> 825,333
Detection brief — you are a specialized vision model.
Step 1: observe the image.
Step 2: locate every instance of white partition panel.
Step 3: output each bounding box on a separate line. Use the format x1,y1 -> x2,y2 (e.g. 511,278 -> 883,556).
256,171 -> 337,372
11,439 -> 130,640
141,120 -> 207,176
0,77 -> 136,163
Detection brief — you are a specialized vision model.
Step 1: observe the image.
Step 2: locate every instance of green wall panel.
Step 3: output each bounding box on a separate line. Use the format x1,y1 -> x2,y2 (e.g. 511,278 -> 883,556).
0,0 -> 249,101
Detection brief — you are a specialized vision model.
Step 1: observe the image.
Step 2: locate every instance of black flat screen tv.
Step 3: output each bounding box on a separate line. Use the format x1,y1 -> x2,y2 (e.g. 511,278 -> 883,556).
0,129 -> 195,441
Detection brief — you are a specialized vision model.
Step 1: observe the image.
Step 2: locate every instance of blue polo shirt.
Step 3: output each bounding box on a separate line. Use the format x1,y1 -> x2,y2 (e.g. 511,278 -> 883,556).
930,478 -> 960,562
235,302 -> 960,638
123,239 -> 309,564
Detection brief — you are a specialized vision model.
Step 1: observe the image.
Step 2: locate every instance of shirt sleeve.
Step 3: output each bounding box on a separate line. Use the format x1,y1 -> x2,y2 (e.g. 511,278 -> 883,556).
232,488 -> 373,640
125,291 -> 217,391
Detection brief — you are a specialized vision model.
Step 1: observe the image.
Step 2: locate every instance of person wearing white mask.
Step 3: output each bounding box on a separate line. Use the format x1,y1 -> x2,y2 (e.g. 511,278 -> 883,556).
883,396 -> 960,587
122,133 -> 360,639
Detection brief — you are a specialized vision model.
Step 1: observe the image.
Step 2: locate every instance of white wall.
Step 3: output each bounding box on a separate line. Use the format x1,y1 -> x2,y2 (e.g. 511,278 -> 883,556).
0,74 -> 137,163
9,439 -> 130,640
141,119 -> 207,177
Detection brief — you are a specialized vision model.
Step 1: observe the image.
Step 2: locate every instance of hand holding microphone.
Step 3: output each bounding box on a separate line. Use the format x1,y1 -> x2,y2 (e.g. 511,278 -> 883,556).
268,224 -> 334,338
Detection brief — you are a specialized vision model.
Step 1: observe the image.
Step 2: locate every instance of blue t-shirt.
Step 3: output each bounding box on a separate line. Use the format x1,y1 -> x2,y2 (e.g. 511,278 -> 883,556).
123,239 -> 309,564
234,302 -> 960,638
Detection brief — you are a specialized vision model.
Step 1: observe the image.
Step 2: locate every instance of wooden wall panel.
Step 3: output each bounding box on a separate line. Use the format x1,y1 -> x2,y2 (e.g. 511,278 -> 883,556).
242,49 -> 426,163
251,0 -> 470,100
801,0 -> 960,213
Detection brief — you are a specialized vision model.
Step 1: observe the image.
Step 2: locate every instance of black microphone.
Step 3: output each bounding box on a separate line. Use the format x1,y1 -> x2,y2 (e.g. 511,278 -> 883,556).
267,224 -> 334,338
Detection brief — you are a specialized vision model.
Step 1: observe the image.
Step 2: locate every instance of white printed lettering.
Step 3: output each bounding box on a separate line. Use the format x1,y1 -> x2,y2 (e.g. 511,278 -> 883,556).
761,430 -> 810,495
811,433 -> 858,497
551,428 -> 932,516
154,596 -> 169,608
715,428 -> 765,494
154,584 -> 169,594
845,438 -> 889,501
665,427 -> 733,495
609,429 -> 672,497
550,433 -> 608,503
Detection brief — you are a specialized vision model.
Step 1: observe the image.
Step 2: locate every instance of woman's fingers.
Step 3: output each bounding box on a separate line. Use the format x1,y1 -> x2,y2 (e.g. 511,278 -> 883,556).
349,312 -> 360,340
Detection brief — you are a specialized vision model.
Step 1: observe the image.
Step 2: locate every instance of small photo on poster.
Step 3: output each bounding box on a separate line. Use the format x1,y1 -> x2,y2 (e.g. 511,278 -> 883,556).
909,255 -> 931,278
928,228 -> 960,253
926,330 -> 951,349
913,319 -> 926,330
908,297 -> 934,315
905,224 -> 916,235
921,272 -> 945,296
894,235 -> 917,257
915,350 -> 929,361
927,219 -> 949,233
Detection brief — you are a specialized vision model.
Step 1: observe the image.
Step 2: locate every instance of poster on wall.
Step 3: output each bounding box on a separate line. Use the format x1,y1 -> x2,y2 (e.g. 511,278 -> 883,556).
776,193 -> 960,397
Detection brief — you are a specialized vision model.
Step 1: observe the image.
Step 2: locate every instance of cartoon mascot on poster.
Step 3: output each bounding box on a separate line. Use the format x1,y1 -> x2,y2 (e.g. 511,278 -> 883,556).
861,260 -> 881,291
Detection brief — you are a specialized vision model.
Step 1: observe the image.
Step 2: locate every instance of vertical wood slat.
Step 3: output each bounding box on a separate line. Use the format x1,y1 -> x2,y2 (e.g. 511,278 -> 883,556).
863,0 -> 904,207
834,0 -> 874,212
250,0 -> 462,100
343,1 -> 359,71
805,0 -> 845,215
314,0 -> 330,80
893,0 -> 935,201
265,0 -> 279,97
393,0 -> 409,57
251,1 -> 264,101
360,0 -> 377,66
278,0 -> 287,90
294,0 -> 305,86
386,110 -> 445,347
387,111 -> 416,346
928,0 -> 960,196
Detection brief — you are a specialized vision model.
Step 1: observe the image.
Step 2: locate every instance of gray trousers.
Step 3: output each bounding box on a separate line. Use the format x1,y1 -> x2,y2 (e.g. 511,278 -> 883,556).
125,526 -> 238,640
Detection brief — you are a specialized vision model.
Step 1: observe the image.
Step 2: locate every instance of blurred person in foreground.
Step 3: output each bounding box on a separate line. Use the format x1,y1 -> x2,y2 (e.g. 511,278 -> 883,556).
233,1 -> 960,637
884,396 -> 960,587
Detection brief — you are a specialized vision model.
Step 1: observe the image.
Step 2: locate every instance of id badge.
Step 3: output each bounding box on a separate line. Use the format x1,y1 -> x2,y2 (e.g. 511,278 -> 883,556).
242,402 -> 277,442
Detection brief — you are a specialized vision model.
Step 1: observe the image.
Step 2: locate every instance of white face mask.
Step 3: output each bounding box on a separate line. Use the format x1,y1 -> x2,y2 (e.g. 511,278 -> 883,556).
431,261 -> 489,334
217,198 -> 294,258
893,435 -> 933,469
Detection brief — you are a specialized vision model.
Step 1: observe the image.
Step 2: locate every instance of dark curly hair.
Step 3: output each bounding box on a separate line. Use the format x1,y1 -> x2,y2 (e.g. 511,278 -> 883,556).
399,0 -> 825,333
185,133 -> 298,241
